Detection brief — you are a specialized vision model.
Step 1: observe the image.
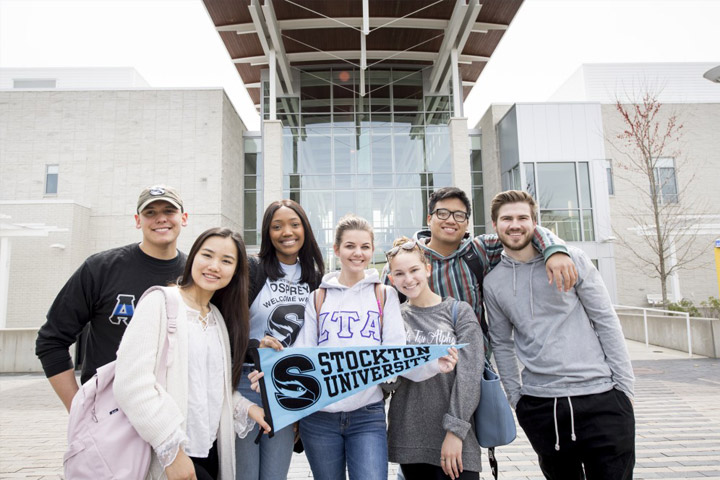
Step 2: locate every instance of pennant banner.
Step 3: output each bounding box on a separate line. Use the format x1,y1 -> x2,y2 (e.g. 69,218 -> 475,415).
250,344 -> 465,435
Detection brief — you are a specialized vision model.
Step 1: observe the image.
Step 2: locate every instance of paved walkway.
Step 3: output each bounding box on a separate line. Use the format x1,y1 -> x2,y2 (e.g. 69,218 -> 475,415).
1,341 -> 718,479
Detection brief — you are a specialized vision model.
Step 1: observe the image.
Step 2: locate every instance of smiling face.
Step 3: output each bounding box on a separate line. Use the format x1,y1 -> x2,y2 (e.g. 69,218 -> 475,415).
269,206 -> 305,265
190,235 -> 239,294
135,200 -> 188,252
427,197 -> 469,251
493,201 -> 536,253
334,229 -> 373,277
388,250 -> 431,300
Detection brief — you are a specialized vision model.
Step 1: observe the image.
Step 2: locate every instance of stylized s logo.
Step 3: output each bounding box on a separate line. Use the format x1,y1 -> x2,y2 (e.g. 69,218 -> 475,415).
271,355 -> 322,411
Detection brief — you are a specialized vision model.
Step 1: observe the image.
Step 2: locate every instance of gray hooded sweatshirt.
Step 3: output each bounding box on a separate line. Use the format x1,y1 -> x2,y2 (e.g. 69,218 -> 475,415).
483,246 -> 634,409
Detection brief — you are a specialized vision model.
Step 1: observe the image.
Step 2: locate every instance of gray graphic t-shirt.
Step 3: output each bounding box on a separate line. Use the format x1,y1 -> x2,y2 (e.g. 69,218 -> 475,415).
249,262 -> 311,347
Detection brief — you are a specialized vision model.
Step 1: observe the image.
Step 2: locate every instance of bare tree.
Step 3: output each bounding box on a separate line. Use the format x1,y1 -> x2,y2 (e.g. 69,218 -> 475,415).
609,91 -> 707,305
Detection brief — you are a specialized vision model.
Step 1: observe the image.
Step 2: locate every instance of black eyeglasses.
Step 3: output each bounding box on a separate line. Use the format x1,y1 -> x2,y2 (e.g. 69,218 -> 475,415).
385,240 -> 418,259
431,208 -> 469,223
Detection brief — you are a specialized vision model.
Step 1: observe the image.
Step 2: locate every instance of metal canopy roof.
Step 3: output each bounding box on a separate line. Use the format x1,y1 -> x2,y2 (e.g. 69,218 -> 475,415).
203,0 -> 523,109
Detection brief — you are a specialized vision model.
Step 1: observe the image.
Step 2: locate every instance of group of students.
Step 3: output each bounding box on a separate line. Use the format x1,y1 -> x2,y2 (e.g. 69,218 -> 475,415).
36,184 -> 636,480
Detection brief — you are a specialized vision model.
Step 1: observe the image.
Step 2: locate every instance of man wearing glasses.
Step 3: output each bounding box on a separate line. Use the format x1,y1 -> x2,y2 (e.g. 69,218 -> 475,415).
386,187 -> 577,348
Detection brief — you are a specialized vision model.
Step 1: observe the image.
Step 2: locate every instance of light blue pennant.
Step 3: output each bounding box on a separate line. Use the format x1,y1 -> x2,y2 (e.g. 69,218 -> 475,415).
250,344 -> 465,437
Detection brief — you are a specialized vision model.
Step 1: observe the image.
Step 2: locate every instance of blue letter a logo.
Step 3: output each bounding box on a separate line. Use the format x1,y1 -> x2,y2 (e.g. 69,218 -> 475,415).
109,294 -> 136,325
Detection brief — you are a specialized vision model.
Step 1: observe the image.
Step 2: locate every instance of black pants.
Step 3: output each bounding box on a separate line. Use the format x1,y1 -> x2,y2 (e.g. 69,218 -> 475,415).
516,389 -> 635,480
401,463 -> 479,480
189,440 -> 219,480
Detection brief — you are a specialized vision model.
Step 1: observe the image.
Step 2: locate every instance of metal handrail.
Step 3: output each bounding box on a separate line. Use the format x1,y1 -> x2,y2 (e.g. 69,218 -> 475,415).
613,304 -> 692,357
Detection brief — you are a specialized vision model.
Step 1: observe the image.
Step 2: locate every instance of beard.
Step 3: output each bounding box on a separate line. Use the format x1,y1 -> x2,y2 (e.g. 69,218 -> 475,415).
499,230 -> 533,251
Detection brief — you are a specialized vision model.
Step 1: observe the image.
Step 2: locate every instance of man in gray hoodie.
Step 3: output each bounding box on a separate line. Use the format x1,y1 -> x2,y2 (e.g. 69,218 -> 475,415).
483,190 -> 635,480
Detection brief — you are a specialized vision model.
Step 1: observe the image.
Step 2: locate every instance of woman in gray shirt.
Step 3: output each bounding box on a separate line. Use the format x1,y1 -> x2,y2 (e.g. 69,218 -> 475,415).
385,237 -> 484,480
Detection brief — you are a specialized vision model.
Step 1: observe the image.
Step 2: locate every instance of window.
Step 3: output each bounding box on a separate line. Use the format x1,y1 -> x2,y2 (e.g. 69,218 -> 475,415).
45,165 -> 59,195
530,162 -> 594,242
243,138 -> 262,245
469,134 -> 485,236
605,160 -> 614,195
654,157 -> 678,204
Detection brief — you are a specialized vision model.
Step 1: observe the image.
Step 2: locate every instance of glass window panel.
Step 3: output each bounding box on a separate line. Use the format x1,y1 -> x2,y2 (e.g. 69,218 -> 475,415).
302,114 -> 333,134
243,190 -> 257,228
372,133 -> 393,172
524,163 -> 536,198
578,162 -> 592,208
357,132 -> 372,173
373,172 -> 393,188
470,135 -> 482,151
302,175 -> 333,190
433,173 -> 452,187
298,134 -> 331,173
243,230 -> 259,246
277,98 -> 299,115
425,112 -> 450,126
303,191 -> 334,240
394,189 -> 425,228
289,174 -> 300,189
393,112 -> 423,127
278,113 -> 300,127
245,138 -> 261,154
335,190 -> 357,219
356,174 -> 371,189
470,149 -> 482,172
605,159 -> 614,195
582,210 -> 595,241
536,163 -> 578,210
471,172 -> 483,186
425,126 -> 451,171
332,114 -> 354,127
370,113 -> 392,126
334,136 -> 355,174
394,131 -> 423,173
334,175 -> 353,189
472,188 -> 485,229
244,175 -> 256,189
45,165 -> 58,195
425,95 -> 450,112
396,174 -> 422,188
540,210 -> 581,242
244,153 -> 258,175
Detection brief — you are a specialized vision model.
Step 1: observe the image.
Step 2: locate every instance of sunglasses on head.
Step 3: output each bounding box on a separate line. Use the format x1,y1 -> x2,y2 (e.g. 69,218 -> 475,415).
385,240 -> 418,259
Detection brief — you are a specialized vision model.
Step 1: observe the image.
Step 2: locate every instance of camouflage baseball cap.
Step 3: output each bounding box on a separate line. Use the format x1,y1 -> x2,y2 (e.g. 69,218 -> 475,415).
136,185 -> 184,213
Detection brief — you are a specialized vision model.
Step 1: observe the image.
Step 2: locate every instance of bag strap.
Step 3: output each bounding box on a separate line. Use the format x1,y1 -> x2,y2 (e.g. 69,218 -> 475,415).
138,286 -> 178,387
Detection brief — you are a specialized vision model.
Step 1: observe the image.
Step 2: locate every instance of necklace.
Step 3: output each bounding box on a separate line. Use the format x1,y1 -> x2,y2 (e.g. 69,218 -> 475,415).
179,288 -> 210,316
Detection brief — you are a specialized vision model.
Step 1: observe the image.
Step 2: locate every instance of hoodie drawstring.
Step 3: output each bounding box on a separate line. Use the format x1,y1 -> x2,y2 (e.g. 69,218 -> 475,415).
553,397 -> 578,451
529,262 -> 535,321
512,261 -> 517,296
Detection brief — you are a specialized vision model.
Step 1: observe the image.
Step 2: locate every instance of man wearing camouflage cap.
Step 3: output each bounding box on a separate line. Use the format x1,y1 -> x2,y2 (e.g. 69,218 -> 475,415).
36,185 -> 188,411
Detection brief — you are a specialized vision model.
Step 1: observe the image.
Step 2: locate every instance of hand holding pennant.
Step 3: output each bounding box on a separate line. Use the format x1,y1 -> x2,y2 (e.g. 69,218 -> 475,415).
249,343 -> 465,443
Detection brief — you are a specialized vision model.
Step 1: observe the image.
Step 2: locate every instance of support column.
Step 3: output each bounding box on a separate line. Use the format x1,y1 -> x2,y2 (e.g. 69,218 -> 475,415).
262,120 -> 284,208
449,117 -> 473,228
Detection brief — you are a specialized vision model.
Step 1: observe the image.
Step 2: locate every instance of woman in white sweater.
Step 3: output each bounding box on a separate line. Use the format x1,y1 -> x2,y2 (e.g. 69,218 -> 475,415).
115,228 -> 271,480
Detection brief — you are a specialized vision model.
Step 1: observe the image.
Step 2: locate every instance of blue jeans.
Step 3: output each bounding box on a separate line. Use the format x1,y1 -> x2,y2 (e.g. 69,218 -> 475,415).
299,401 -> 388,480
235,366 -> 294,480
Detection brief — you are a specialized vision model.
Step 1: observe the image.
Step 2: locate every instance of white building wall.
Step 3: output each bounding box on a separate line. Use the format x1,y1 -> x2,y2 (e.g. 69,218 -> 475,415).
513,103 -> 617,300
0,67 -> 151,89
0,88 -> 246,328
550,63 -> 720,104
602,102 -> 720,306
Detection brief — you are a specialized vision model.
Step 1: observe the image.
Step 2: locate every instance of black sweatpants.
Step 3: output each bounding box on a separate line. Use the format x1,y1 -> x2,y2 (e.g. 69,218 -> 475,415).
515,389 -> 635,480
401,463 -> 479,480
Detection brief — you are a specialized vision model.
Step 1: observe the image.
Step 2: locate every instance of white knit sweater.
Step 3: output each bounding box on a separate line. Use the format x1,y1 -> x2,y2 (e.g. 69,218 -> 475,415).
114,286 -> 247,480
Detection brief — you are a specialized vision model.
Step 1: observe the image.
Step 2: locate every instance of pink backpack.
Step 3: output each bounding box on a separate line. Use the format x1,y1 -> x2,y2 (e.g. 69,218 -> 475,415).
63,286 -> 178,479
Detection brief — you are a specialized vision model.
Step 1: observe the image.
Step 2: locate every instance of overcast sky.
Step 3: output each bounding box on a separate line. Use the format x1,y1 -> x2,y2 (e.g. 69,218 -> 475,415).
1,0 -> 719,130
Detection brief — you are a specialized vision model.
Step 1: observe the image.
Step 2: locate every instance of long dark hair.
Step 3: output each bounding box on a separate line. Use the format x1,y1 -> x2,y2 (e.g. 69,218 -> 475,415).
258,199 -> 324,287
178,227 -> 249,389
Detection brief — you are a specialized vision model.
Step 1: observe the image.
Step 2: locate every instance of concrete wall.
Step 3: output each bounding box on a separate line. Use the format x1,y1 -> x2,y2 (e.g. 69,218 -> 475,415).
618,312 -> 720,358
0,328 -> 47,372
0,89 -> 247,331
603,103 -> 720,306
